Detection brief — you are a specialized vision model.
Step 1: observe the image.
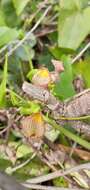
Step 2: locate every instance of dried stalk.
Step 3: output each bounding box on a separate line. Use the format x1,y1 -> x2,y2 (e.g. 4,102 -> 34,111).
23,183 -> 83,190
72,42 -> 90,64
25,162 -> 90,184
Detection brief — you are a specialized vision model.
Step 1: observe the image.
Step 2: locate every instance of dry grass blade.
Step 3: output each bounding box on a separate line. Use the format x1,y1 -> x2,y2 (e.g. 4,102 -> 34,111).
25,163 -> 90,184
23,183 -> 83,190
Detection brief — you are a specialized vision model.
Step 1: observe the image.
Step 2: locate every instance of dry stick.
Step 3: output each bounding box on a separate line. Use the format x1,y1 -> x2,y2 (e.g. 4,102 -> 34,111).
0,5 -> 51,61
25,162 -> 90,184
71,41 -> 90,64
23,183 -> 83,190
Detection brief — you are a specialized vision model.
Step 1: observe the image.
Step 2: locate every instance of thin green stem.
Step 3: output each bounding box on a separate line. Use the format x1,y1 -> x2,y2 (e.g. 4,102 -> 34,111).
43,115 -> 90,150
59,115 -> 90,121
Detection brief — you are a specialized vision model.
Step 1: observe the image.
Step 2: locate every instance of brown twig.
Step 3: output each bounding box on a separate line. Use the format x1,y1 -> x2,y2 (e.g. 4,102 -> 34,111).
72,42 -> 90,64
23,183 -> 83,190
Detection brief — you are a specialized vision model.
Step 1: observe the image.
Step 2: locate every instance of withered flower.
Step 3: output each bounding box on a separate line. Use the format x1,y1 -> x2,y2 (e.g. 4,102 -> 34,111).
31,60 -> 64,88
21,112 -> 45,139
32,68 -> 51,88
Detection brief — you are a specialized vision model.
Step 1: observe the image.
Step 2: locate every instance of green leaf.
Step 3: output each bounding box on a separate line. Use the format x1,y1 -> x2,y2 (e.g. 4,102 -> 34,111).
16,144 -> 33,158
10,90 -> 41,114
54,56 -> 75,100
1,0 -> 20,27
0,26 -> 19,47
72,57 -> 90,88
0,10 -> 6,26
53,177 -> 68,188
0,55 -> 8,107
0,159 -> 11,170
49,46 -> 74,60
58,7 -> 90,50
60,0 -> 89,10
12,0 -> 30,15
20,101 -> 40,115
10,90 -> 24,106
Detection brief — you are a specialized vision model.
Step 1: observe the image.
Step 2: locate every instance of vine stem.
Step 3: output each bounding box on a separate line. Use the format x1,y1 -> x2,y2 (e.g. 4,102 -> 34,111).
59,115 -> 90,121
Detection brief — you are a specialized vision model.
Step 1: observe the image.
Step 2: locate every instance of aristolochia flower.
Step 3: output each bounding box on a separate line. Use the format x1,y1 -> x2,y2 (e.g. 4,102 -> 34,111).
32,68 -> 51,88
21,112 -> 45,139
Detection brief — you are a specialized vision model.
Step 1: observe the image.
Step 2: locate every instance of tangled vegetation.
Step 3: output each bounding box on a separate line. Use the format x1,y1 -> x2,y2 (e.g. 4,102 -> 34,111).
0,0 -> 90,190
